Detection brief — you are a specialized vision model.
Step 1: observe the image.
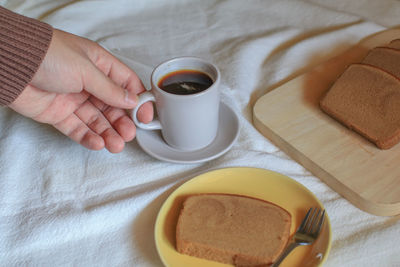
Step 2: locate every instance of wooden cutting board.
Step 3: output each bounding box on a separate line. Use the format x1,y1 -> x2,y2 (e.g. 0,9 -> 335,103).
253,29 -> 400,216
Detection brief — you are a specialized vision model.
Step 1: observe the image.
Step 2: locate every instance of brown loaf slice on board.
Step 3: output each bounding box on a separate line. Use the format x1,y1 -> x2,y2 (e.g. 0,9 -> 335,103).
320,63 -> 400,149
386,39 -> 400,49
362,47 -> 400,78
176,193 -> 291,266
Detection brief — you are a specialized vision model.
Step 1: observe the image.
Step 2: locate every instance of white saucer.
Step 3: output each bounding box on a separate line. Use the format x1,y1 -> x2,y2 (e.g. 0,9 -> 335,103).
136,102 -> 240,164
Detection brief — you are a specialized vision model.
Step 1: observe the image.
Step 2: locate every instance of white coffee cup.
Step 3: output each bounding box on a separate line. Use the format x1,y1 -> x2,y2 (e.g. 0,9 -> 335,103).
131,57 -> 220,151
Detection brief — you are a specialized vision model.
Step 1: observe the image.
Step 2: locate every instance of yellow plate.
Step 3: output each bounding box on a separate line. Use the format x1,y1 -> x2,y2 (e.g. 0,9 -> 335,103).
154,167 -> 332,267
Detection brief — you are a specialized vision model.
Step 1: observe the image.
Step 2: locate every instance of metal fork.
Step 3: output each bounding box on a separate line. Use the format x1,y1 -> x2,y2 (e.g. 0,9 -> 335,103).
271,207 -> 326,267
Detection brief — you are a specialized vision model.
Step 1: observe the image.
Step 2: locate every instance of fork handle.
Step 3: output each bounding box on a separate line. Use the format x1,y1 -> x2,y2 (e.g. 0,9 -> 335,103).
270,242 -> 300,267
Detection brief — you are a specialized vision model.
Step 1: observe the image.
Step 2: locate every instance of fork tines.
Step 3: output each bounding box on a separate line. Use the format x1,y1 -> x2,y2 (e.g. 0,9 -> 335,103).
299,207 -> 325,237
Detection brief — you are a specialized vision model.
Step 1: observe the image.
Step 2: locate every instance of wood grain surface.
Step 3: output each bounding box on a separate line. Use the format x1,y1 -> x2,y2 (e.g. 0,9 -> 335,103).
253,29 -> 400,216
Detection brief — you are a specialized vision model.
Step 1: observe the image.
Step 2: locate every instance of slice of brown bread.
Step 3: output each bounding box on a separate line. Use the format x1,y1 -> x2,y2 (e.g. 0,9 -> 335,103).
362,47 -> 400,78
386,39 -> 400,50
175,193 -> 291,266
320,63 -> 400,149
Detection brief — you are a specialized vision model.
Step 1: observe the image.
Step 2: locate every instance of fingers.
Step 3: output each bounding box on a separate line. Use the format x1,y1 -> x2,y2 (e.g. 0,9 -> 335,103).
86,47 -> 154,125
75,100 -> 127,153
83,45 -> 149,110
54,98 -> 131,153
89,96 -> 137,142
136,101 -> 154,124
54,113 -> 105,151
89,46 -> 146,95
82,64 -> 139,109
20,30 -> 153,153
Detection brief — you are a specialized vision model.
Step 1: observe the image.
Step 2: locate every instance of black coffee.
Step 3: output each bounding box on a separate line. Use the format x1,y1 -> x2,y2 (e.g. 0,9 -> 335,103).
158,70 -> 213,95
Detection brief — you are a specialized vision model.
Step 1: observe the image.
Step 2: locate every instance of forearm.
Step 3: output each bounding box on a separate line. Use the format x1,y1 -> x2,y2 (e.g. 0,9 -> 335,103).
0,6 -> 53,106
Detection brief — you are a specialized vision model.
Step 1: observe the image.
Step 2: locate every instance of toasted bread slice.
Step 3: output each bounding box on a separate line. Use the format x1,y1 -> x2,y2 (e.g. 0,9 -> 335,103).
362,47 -> 400,78
386,39 -> 400,50
176,193 -> 291,266
320,63 -> 400,149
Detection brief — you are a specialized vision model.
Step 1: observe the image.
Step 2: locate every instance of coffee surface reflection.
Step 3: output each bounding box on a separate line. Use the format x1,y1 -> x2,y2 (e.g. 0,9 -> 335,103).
158,70 -> 213,95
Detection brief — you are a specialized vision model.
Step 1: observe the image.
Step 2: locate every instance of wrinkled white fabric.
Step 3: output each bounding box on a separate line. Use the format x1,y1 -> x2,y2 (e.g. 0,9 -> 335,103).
0,0 -> 399,266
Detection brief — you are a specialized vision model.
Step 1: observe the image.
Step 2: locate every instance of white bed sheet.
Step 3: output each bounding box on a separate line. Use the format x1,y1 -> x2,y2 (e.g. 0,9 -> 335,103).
1,0 -> 400,266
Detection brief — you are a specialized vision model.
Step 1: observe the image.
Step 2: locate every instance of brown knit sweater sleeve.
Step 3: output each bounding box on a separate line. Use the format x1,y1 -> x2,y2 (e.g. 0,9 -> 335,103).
0,6 -> 53,106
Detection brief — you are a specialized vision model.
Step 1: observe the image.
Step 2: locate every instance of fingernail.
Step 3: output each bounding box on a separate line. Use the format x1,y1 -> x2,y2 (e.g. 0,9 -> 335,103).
125,90 -> 138,106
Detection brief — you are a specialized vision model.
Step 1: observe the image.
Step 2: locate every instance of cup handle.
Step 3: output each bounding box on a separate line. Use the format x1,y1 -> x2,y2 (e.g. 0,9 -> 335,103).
131,91 -> 162,130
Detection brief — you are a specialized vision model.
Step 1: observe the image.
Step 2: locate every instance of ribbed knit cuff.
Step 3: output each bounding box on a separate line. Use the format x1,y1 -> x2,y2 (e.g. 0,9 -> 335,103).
0,6 -> 53,106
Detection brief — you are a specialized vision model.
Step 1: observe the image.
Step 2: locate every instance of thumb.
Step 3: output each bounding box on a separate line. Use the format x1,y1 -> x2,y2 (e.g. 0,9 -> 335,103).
82,64 -> 138,109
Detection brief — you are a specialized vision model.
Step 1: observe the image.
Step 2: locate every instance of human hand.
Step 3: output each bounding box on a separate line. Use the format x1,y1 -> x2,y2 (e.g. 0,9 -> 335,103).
9,29 -> 153,153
